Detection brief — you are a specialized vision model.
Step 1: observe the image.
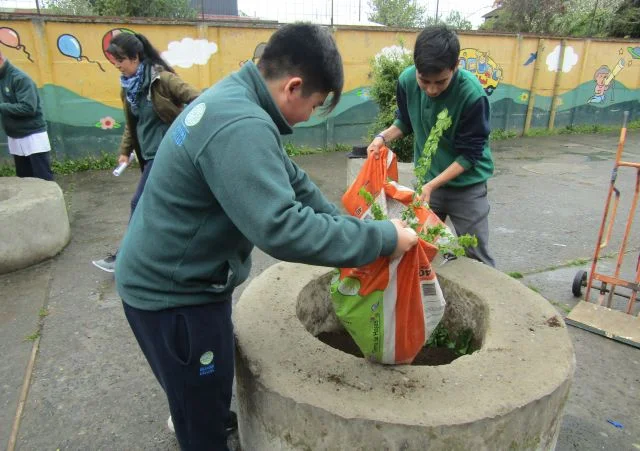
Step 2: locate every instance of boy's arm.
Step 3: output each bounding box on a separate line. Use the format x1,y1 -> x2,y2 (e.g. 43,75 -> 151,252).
453,96 -> 490,169
287,159 -> 340,216
0,76 -> 38,117
391,79 -> 413,136
368,80 -> 410,157
420,97 -> 490,202
196,119 -> 397,268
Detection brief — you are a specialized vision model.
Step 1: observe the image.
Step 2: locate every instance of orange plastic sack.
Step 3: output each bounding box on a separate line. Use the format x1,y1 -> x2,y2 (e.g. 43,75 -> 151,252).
331,147 -> 446,364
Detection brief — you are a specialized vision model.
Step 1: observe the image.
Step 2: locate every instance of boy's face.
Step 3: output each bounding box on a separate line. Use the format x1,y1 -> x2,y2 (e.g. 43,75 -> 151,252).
277,77 -> 328,126
416,67 -> 456,98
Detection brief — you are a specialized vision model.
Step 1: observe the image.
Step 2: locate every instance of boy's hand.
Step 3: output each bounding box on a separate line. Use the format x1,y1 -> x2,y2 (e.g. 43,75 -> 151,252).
367,136 -> 384,160
390,219 -> 418,259
118,154 -> 130,165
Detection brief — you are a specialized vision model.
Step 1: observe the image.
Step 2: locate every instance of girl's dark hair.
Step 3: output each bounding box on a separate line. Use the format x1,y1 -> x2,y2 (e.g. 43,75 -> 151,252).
107,33 -> 174,74
258,23 -> 343,113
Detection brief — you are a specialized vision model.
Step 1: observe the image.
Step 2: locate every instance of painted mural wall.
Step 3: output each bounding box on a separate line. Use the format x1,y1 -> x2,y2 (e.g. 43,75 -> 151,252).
0,16 -> 639,158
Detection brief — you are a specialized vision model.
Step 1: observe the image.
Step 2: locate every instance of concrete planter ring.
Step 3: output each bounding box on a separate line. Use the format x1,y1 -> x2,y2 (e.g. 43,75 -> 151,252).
0,177 -> 70,274
234,258 -> 576,450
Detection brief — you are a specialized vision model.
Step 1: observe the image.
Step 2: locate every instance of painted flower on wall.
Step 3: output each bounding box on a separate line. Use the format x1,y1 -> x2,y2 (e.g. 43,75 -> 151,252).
519,92 -> 530,102
96,116 -> 121,130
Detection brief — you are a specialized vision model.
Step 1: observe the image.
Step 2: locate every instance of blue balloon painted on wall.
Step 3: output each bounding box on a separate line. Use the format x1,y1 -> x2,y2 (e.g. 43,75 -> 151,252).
57,34 -> 105,72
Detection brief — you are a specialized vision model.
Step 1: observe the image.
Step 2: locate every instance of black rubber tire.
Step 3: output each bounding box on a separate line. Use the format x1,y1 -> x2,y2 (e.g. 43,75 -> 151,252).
572,270 -> 587,297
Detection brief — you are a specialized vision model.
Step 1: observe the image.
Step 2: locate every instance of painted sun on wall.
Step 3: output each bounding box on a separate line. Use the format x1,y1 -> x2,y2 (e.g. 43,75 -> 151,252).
458,49 -> 503,96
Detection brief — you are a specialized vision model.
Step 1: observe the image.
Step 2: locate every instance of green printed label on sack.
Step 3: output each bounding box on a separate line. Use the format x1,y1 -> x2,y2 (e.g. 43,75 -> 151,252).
330,272 -> 384,363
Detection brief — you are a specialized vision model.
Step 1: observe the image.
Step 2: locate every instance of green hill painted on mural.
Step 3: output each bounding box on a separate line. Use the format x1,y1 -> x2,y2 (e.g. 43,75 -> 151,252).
41,84 -> 124,127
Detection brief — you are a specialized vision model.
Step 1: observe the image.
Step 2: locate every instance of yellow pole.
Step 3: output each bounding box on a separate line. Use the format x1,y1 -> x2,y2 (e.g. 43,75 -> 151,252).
523,38 -> 545,135
548,39 -> 567,131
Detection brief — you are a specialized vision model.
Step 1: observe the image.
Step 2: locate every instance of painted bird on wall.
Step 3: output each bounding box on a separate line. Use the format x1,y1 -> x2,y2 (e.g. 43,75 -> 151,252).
523,52 -> 537,66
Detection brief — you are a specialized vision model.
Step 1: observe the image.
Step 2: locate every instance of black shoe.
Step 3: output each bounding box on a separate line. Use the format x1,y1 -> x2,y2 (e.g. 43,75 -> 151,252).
225,410 -> 238,435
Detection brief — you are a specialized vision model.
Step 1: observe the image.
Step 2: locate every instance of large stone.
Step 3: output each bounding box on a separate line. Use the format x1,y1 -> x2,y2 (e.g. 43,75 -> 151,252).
234,258 -> 575,450
0,177 -> 70,274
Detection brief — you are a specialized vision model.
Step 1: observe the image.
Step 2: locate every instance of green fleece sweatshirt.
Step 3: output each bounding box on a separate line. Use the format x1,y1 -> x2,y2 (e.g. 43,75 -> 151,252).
393,66 -> 494,188
116,62 -> 397,311
0,60 -> 47,138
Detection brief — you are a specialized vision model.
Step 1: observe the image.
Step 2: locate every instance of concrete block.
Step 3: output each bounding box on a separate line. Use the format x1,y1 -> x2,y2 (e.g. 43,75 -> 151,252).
0,177 -> 70,274
234,258 -> 575,450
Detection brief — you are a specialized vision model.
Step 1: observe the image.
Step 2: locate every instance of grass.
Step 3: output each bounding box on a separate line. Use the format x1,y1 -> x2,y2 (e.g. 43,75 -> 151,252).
549,300 -> 573,314
490,119 -> 640,141
0,152 -> 121,177
284,142 -> 351,157
507,271 -> 524,279
528,285 -> 541,294
39,307 -> 49,318
24,331 -> 40,342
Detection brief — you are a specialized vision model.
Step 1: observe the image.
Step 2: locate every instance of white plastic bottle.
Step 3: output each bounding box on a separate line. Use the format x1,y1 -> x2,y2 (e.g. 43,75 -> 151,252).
113,153 -> 135,176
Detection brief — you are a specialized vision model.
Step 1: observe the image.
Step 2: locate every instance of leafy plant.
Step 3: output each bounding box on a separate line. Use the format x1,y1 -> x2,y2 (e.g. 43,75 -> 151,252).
426,323 -> 475,356
367,43 -> 415,162
358,187 -> 387,220
414,108 -> 452,188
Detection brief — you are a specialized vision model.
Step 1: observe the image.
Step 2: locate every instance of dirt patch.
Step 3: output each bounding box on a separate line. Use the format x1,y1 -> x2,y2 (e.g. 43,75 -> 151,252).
546,316 -> 562,328
316,330 -> 460,366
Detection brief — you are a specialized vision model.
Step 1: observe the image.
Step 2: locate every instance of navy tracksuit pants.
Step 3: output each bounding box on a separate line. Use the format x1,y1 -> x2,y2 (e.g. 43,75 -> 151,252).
123,298 -> 234,450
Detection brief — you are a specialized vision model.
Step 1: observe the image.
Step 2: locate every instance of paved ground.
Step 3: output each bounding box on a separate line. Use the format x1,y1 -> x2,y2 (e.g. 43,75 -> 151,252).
1,131 -> 639,450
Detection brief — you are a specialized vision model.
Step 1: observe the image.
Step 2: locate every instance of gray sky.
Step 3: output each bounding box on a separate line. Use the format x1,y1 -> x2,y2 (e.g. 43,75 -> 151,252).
0,0 -> 496,28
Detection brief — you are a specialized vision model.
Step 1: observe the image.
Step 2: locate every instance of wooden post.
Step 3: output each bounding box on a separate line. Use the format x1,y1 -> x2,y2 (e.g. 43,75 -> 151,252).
523,38 -> 545,135
548,39 -> 567,131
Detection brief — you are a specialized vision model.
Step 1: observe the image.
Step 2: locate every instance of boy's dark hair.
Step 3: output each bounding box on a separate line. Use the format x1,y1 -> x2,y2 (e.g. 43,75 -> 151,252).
107,33 -> 175,74
258,23 -> 343,112
414,26 -> 460,76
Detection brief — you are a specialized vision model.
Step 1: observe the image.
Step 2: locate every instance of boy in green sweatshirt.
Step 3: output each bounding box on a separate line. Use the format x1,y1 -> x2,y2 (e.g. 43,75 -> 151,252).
368,26 -> 495,267
0,50 -> 53,181
116,23 -> 418,450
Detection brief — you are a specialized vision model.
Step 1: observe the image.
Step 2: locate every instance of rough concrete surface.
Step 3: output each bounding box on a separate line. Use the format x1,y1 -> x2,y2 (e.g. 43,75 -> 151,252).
0,178 -> 70,274
234,260 -> 575,450
0,131 -> 639,450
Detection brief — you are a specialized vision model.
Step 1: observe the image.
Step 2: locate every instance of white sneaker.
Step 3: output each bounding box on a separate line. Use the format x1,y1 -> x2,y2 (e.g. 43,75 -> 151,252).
92,253 -> 116,273
167,415 -> 175,433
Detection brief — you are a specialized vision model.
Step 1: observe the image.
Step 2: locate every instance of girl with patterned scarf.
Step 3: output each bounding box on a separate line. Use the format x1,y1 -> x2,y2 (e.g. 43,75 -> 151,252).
92,33 -> 200,273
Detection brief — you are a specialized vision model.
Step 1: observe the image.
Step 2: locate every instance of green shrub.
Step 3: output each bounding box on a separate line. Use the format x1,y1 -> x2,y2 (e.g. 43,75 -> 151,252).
368,45 -> 415,163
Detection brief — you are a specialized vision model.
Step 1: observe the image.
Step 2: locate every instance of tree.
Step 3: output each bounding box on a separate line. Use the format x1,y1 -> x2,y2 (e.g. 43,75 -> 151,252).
479,0 -> 566,33
44,0 -> 95,15
609,0 -> 640,37
93,0 -> 197,19
480,0 -> 625,36
426,10 -> 473,30
549,0 -> 623,36
368,0 -> 426,28
46,0 -> 197,18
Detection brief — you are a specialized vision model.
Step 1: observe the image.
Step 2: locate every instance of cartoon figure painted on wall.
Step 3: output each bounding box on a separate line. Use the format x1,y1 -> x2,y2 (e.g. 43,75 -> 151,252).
588,59 -> 625,104
240,42 -> 267,66
627,46 -> 640,60
57,34 -> 105,72
102,28 -> 136,65
458,48 -> 502,96
0,27 -> 33,62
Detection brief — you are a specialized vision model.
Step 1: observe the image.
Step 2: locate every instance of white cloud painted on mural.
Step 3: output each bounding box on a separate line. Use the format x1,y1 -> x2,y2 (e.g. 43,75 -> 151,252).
546,46 -> 579,73
161,38 -> 218,68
